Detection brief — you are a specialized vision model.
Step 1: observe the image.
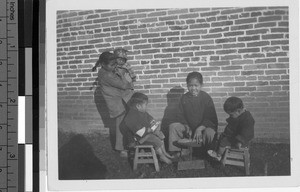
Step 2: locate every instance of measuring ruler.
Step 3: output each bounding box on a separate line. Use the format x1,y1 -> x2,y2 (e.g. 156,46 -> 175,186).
0,0 -> 18,192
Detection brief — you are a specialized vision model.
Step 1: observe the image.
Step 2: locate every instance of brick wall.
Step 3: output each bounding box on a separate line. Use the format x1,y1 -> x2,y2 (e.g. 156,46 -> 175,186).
56,7 -> 289,142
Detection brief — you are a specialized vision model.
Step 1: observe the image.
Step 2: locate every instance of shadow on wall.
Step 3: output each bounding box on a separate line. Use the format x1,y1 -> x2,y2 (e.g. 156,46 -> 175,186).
94,85 -> 116,149
161,86 -> 185,150
58,133 -> 107,180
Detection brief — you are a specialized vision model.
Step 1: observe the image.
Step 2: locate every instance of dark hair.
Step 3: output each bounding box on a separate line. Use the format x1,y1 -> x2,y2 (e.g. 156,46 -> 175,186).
129,92 -> 148,107
186,71 -> 203,85
223,96 -> 244,113
91,51 -> 117,72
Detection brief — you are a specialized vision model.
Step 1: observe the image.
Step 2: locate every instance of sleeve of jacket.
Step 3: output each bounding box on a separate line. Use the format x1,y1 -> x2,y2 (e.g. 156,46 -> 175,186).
101,72 -> 132,90
176,96 -> 188,125
235,116 -> 255,145
201,96 -> 218,132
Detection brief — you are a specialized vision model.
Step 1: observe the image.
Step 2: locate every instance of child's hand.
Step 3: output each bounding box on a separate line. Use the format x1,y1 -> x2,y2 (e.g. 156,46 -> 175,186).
236,142 -> 242,149
193,126 -> 205,144
124,73 -> 132,83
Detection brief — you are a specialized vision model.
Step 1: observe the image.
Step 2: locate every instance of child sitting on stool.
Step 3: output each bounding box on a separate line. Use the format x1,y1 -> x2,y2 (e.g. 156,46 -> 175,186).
208,96 -> 255,161
121,92 -> 173,164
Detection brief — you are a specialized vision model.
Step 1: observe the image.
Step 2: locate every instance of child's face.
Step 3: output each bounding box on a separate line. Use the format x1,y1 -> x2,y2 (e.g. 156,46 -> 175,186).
227,109 -> 243,118
187,78 -> 202,97
102,60 -> 117,72
136,101 -> 148,113
116,58 -> 126,66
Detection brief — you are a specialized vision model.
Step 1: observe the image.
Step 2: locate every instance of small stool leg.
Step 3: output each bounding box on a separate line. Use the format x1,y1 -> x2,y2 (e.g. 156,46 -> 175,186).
244,149 -> 250,176
133,147 -> 139,170
189,146 -> 193,160
151,147 -> 160,172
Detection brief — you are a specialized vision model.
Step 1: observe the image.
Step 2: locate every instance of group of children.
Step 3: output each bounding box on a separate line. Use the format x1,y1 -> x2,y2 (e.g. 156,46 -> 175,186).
93,48 -> 255,164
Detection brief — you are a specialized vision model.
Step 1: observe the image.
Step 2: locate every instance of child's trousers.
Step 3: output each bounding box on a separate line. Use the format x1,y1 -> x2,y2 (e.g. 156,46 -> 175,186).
168,122 -> 216,152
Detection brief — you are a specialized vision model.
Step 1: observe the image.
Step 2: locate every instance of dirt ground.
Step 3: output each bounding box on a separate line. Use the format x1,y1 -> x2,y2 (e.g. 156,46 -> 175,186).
58,131 -> 290,180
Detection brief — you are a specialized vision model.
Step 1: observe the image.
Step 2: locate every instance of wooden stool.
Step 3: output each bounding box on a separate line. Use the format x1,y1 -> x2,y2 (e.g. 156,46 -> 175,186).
133,145 -> 160,172
222,147 -> 250,175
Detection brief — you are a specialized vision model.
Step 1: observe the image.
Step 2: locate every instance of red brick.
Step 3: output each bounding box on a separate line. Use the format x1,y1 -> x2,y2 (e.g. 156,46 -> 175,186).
241,70 -> 264,75
238,35 -> 260,41
169,63 -> 188,68
169,26 -> 189,30
211,21 -> 233,27
152,43 -> 171,48
151,64 -> 168,69
215,37 -> 236,44
201,45 -> 222,50
266,52 -> 287,57
244,64 -> 267,70
195,51 -> 215,56
133,44 -> 151,49
181,46 -> 200,51
148,11 -> 167,17
202,33 -> 223,39
265,70 -> 287,75
142,49 -> 161,54
212,87 -> 234,92
257,86 -> 281,91
162,48 -> 180,53
238,48 -> 260,53
224,31 -> 244,37
231,24 -> 253,31
235,87 -> 256,92
173,41 -> 192,47
161,58 -> 180,64
209,60 -> 230,66
201,67 -> 220,71
148,38 -> 167,43
235,18 -> 257,25
212,76 -> 234,82
149,26 -> 168,33
193,39 -> 214,45
200,11 -> 220,17
159,15 -> 178,21
223,43 -> 245,49
190,8 -> 210,12
216,49 -> 237,55
221,65 -> 242,70
135,55 -> 153,60
190,23 -> 210,29
254,57 -> 276,63
218,71 -> 240,76
221,55 -> 242,60
255,22 -> 276,28
221,8 -> 243,15
259,16 -> 282,22
262,34 -> 284,40
250,92 -> 272,97
154,54 -> 172,59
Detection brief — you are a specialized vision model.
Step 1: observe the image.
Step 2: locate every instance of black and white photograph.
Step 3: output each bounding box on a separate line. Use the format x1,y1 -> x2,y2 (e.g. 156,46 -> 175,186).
45,0 -> 299,190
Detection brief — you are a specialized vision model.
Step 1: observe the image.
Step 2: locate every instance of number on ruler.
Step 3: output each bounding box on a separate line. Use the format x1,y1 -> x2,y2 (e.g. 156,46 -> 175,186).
0,61 -> 2,65
0,146 -> 2,150
0,125 -> 2,129
0,40 -> 2,44
9,98 -> 16,103
0,104 -> 2,107
0,168 -> 2,172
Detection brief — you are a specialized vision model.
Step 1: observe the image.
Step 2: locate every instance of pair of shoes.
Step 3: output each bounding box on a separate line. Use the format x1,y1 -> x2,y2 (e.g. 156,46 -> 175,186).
207,150 -> 221,161
119,150 -> 128,158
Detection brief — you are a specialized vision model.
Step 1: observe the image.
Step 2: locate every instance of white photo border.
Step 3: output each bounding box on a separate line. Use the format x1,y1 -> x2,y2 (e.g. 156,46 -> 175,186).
46,0 -> 300,190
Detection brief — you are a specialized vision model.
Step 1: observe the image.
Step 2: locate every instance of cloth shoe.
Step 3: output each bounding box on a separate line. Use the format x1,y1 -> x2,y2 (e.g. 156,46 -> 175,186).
207,150 -> 221,161
119,150 -> 128,158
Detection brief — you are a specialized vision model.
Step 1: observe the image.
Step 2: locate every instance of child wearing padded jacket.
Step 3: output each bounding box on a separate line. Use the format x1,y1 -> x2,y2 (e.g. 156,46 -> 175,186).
208,96 -> 255,161
121,92 -> 173,164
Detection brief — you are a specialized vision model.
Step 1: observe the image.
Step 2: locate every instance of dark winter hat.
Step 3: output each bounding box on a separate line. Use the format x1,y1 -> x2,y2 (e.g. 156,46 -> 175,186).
114,48 -> 128,59
99,51 -> 118,64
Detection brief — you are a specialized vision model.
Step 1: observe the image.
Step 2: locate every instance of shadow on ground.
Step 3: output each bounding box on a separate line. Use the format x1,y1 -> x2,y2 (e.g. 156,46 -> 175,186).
58,131 -> 290,180
58,133 -> 107,180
